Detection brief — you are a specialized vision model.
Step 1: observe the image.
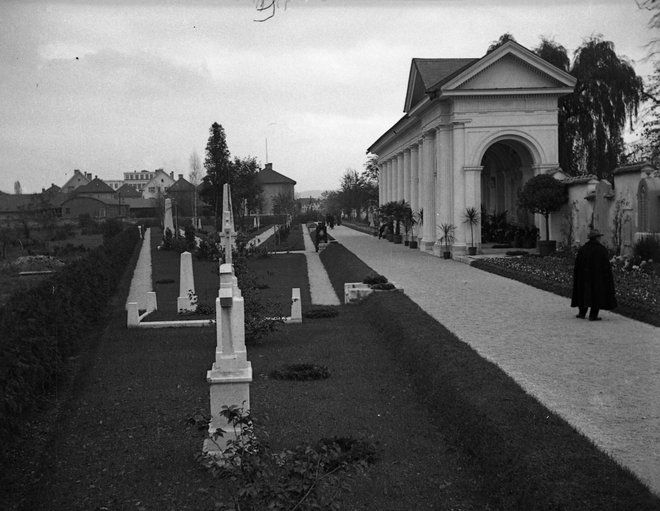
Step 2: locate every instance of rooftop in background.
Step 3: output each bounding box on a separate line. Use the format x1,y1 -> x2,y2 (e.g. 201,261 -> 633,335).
258,163 -> 297,185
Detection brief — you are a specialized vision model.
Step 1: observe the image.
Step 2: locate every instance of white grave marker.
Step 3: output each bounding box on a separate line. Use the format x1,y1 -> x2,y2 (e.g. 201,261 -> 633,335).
204,184 -> 252,455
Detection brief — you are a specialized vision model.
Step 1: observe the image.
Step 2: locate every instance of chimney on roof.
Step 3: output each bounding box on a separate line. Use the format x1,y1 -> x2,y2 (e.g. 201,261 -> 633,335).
85,172 -> 91,179
170,171 -> 174,179
178,174 -> 183,180
265,163 -> 273,170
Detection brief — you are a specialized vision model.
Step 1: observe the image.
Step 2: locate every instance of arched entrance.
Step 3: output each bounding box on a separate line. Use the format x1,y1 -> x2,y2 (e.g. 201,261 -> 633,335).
480,139 -> 536,225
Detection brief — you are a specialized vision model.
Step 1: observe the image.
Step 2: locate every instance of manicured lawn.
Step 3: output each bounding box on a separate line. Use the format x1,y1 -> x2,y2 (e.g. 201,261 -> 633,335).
3,231 -> 658,510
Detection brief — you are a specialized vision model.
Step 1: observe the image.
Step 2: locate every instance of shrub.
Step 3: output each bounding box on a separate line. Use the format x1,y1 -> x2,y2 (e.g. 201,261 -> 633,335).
362,273 -> 388,285
0,226 -> 139,446
370,282 -> 395,291
633,235 -> 660,261
269,363 -> 330,381
200,405 -> 373,511
304,306 -> 339,319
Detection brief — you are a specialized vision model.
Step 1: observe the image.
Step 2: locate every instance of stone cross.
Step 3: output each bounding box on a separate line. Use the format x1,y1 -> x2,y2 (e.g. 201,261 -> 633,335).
220,183 -> 236,267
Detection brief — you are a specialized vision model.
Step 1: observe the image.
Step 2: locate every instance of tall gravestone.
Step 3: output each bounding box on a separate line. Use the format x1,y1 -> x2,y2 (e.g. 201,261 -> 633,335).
204,184 -> 252,455
177,251 -> 196,312
164,198 -> 175,236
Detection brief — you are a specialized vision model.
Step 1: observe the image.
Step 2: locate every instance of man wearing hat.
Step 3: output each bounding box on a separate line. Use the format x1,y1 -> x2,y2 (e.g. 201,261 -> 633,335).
571,228 -> 617,320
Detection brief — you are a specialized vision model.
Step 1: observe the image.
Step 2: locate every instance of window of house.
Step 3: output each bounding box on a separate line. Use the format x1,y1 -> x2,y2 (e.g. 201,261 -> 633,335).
149,187 -> 155,193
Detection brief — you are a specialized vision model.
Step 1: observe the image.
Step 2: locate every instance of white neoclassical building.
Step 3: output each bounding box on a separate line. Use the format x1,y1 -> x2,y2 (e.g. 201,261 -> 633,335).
368,41 -> 577,253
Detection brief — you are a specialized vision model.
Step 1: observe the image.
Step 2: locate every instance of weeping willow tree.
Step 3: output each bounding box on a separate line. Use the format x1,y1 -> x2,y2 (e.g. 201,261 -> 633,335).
533,36 -> 644,179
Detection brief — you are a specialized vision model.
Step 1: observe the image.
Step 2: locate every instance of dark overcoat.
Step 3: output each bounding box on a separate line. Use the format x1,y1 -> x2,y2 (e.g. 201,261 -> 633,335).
571,239 -> 617,310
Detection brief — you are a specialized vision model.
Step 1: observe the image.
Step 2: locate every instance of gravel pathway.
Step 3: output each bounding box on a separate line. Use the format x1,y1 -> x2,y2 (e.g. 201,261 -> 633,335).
302,225 -> 340,306
330,225 -> 660,496
125,228 -> 152,310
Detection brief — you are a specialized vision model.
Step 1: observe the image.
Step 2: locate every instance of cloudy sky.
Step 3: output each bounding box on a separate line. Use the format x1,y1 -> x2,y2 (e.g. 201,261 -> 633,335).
0,0 -> 656,195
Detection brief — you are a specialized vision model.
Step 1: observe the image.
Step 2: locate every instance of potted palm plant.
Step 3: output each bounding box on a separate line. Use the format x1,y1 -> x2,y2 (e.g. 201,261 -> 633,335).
463,206 -> 480,256
391,200 -> 408,244
438,223 -> 456,259
402,204 -> 416,247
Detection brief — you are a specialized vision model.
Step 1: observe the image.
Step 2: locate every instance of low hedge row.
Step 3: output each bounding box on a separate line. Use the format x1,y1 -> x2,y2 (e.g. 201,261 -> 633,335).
320,241 -> 660,509
0,227 -> 140,445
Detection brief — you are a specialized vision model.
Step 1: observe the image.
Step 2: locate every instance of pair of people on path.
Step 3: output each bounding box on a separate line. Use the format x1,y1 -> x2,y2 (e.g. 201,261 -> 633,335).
314,221 -> 328,252
571,229 -> 617,321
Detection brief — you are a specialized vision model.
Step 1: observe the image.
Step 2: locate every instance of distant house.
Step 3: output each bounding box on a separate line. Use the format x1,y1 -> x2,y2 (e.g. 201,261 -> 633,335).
166,174 -> 196,218
60,177 -> 128,219
61,169 -> 92,194
0,184 -> 62,221
257,163 -> 296,215
105,179 -> 124,191
123,170 -> 155,192
142,169 -> 175,199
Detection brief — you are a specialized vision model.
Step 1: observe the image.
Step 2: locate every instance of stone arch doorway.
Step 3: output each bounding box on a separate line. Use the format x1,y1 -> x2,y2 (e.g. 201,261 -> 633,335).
480,139 -> 536,225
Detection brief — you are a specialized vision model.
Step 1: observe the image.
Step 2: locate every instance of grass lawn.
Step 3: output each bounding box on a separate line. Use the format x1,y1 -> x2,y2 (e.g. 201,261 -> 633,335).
145,227 -> 310,321
3,230 -> 659,510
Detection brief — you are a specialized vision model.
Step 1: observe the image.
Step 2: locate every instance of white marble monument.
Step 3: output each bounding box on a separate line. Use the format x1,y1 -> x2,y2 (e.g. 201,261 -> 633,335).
204,184 -> 252,455
177,251 -> 196,313
163,198 -> 174,237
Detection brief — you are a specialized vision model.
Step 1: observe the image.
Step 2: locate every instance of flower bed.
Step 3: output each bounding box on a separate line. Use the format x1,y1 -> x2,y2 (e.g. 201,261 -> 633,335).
472,253 -> 660,326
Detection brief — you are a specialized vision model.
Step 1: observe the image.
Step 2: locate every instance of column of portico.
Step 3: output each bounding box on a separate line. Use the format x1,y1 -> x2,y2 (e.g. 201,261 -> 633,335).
452,122 -> 467,252
403,149 -> 411,205
389,158 -> 396,202
436,126 -> 453,224
397,153 -> 405,202
420,130 -> 436,250
416,138 -> 424,242
377,163 -> 384,205
382,160 -> 389,203
410,143 -> 419,214
380,160 -> 390,206
464,165 -> 483,251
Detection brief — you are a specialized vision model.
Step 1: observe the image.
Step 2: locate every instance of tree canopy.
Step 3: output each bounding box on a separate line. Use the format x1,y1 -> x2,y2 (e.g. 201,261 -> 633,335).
201,122 -> 232,222
518,174 -> 568,240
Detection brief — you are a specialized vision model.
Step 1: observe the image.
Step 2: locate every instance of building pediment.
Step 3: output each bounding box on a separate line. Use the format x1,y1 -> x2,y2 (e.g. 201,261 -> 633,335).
453,54 -> 565,91
440,41 -> 576,97
403,41 -> 576,112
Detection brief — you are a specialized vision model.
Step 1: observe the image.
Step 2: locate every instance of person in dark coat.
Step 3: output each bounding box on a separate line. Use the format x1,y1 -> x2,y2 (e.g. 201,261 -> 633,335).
571,229 -> 617,321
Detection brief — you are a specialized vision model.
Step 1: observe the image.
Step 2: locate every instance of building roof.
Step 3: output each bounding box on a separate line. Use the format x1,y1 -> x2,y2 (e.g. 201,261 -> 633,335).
76,177 -> 115,194
0,194 -> 40,213
168,176 -> 195,192
116,183 -> 142,197
561,174 -> 600,185
412,58 -> 479,90
613,162 -> 656,175
258,164 -> 296,185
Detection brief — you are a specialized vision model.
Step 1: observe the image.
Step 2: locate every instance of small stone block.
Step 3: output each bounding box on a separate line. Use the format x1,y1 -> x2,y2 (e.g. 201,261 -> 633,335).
127,302 -> 140,327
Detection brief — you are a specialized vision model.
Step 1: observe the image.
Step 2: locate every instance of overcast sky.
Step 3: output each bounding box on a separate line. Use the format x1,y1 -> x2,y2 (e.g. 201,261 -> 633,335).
0,0 -> 656,195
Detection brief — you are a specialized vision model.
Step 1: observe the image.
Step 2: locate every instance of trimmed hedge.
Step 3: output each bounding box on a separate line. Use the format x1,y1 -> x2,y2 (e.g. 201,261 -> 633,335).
0,227 -> 139,445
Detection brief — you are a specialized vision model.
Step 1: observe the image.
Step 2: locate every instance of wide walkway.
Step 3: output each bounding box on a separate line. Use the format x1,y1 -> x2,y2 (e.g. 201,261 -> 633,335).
330,225 -> 660,496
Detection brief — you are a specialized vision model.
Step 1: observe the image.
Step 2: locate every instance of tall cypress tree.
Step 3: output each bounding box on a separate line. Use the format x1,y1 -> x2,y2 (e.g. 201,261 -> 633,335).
202,122 -> 231,225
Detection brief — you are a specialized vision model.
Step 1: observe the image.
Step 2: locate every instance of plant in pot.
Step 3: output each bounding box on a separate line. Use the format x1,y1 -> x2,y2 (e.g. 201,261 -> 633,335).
517,174 -> 568,256
402,205 -> 416,247
438,223 -> 456,259
463,206 -> 480,256
378,202 -> 395,241
409,209 -> 422,249
390,200 -> 408,244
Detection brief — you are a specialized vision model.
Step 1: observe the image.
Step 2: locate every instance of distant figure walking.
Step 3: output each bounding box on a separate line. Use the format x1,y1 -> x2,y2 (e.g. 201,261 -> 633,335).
314,221 -> 328,252
571,229 -> 617,321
